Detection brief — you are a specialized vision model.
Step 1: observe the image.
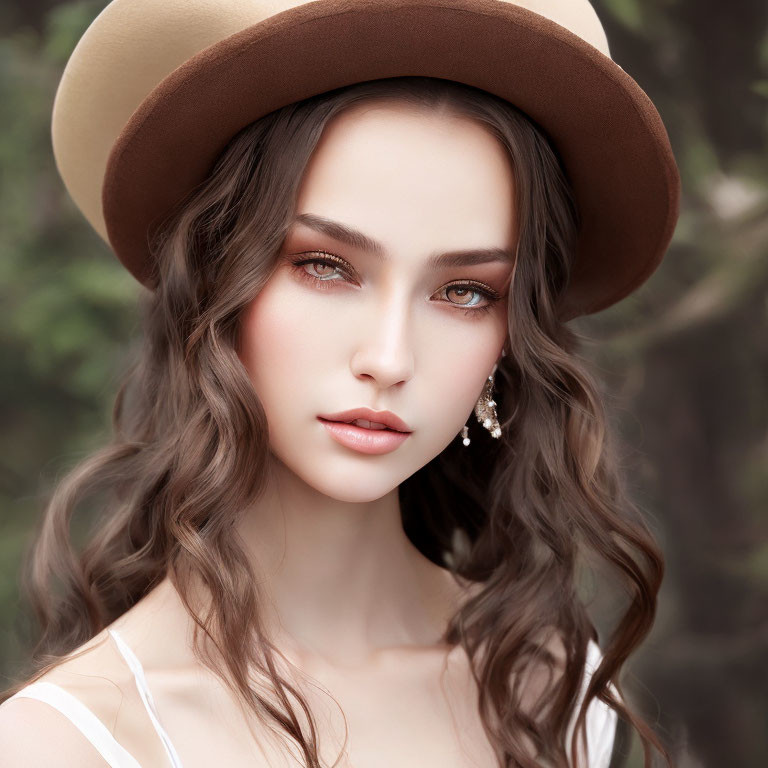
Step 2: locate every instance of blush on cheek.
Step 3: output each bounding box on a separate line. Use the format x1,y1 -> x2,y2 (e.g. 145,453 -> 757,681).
238,280 -> 339,390
421,323 -> 504,403
240,298 -> 294,379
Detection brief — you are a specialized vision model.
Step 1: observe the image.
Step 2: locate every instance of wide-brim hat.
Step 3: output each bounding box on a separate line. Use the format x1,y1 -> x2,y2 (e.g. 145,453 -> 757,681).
51,0 -> 680,321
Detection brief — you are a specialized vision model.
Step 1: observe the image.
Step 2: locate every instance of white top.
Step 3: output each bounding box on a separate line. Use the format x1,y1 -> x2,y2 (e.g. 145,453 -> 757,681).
5,630 -> 617,767
566,638 -> 620,767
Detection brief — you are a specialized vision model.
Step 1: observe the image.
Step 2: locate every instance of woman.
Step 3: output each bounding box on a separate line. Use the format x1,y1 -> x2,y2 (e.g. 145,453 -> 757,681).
0,1 -> 680,767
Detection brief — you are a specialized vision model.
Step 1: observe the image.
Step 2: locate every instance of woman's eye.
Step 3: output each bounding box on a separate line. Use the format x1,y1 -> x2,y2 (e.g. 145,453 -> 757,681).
438,284 -> 496,309
289,252 -> 353,284
435,283 -> 501,311
302,260 -> 346,281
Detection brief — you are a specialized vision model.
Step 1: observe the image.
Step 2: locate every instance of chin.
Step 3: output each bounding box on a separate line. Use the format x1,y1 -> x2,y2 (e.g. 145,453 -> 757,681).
305,467 -> 405,503
272,449 -> 408,503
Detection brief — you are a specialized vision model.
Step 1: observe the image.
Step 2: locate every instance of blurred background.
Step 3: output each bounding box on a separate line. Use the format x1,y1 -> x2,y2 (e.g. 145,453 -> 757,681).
0,1 -> 766,765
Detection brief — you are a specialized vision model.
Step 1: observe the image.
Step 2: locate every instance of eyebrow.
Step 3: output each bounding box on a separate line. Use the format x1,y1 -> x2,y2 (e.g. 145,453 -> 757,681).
292,213 -> 515,268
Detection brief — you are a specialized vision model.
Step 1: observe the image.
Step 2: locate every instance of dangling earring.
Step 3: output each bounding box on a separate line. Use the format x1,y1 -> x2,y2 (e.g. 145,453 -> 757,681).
460,364 -> 502,447
475,369 -> 502,438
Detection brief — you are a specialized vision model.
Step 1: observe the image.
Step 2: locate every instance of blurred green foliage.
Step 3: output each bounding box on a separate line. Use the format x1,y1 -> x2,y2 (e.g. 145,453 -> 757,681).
0,0 -> 138,679
1,1 -> 766,766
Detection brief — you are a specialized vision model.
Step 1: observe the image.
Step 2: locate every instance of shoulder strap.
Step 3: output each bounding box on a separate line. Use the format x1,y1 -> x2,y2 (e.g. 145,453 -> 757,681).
107,629 -> 184,768
565,639 -> 619,768
8,681 -> 143,768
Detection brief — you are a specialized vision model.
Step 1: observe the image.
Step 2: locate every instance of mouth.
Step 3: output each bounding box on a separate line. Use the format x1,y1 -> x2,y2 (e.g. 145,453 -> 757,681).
317,408 -> 412,433
317,416 -> 412,455
318,417 -> 403,432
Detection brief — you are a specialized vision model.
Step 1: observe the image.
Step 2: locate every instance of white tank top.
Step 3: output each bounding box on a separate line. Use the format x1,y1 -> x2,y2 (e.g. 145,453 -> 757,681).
6,629 -> 183,768
5,631 -> 617,767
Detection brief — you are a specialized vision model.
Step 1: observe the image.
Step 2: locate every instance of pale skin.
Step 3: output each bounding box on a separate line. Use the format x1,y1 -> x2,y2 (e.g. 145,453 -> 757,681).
0,101 -> 554,767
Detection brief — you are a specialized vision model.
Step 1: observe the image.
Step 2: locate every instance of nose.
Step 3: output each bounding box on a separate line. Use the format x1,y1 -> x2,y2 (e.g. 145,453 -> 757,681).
349,290 -> 415,390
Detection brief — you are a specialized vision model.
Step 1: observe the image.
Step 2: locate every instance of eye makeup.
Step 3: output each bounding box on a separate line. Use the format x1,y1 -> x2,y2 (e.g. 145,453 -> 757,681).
285,249 -> 505,317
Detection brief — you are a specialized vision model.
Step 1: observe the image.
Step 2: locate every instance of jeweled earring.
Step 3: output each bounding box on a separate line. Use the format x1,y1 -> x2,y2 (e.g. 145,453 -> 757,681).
475,370 -> 502,438
460,364 -> 502,447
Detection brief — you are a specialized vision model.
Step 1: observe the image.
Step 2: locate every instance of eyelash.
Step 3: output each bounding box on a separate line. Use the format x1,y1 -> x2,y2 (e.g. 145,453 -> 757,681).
288,250 -> 502,316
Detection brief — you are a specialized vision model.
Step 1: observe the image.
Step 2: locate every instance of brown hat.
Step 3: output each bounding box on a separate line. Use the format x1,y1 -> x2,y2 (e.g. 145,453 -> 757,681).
51,0 -> 680,321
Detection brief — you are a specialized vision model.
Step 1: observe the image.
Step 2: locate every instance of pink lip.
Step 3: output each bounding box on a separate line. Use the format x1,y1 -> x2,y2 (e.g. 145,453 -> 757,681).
318,418 -> 411,455
317,407 -> 412,433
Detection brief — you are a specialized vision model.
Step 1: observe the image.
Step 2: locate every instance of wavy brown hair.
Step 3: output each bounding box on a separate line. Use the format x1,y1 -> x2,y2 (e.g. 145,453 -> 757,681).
3,76 -> 671,768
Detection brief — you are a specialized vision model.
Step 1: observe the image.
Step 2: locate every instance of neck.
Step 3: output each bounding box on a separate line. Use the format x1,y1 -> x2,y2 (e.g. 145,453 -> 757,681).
233,458 -> 462,668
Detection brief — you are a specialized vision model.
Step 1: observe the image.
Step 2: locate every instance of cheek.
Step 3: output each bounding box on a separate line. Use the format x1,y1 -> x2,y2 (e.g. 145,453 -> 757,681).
238,274 -> 357,420
419,314 -> 507,427
239,280 -> 317,394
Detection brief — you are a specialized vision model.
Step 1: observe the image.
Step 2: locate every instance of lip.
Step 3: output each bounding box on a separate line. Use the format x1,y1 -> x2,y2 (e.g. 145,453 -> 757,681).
317,407 -> 412,456
317,407 -> 412,433
318,419 -> 411,455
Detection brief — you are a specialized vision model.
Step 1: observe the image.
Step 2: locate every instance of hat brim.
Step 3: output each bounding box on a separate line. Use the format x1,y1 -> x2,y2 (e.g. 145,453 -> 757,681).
102,0 -> 680,321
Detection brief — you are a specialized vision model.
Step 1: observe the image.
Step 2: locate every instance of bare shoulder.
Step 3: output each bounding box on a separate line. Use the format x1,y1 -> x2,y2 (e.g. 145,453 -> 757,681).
0,628 -> 140,768
35,627 -> 136,710
0,695 -> 109,767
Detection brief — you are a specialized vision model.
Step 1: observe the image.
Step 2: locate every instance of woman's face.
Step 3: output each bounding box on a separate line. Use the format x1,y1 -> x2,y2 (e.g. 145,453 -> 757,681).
239,101 -> 518,502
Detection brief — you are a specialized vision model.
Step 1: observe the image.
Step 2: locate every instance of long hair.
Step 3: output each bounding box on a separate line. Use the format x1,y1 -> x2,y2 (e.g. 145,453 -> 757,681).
3,76 -> 670,768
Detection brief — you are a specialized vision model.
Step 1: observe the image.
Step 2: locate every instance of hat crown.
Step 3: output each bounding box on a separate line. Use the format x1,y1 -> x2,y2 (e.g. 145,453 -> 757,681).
52,0 -> 610,244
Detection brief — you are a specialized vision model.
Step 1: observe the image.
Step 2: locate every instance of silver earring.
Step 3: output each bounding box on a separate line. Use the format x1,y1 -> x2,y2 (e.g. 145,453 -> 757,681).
460,365 -> 502,447
475,370 -> 502,438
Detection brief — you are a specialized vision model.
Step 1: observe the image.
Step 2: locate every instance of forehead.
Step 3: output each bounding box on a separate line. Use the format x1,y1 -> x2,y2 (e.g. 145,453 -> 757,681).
292,101 -> 518,257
